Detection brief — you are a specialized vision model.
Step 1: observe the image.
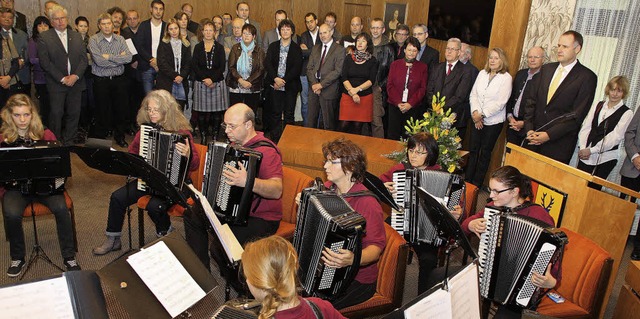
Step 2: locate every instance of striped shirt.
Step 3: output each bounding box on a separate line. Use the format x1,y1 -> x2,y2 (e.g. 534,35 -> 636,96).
88,32 -> 132,77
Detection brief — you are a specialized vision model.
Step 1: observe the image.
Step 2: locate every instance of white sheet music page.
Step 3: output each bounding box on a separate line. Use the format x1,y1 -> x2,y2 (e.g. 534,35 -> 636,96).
405,287 -> 452,319
187,184 -> 243,263
449,263 -> 482,319
127,241 -> 206,318
0,275 -> 75,318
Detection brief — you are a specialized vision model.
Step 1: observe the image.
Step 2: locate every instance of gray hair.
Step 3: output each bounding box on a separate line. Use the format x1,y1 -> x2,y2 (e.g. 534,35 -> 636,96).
48,5 -> 67,18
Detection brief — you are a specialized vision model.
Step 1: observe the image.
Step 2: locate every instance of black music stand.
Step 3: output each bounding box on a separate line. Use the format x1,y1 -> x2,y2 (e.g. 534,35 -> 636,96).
71,146 -> 188,251
0,146 -> 71,279
415,186 -> 477,289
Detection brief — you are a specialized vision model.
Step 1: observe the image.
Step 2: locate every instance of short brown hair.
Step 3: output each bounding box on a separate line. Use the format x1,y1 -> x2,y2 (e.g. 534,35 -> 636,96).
605,75 -> 630,99
322,138 -> 367,183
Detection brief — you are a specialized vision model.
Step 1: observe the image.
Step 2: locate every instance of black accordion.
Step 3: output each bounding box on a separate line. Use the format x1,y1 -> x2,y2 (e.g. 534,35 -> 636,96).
137,124 -> 190,192
202,141 -> 262,226
478,206 -> 568,308
391,169 -> 464,245
293,187 -> 366,299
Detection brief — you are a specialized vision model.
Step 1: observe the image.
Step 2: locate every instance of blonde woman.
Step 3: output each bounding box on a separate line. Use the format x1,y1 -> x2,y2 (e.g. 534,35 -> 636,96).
156,18 -> 191,109
242,236 -> 346,319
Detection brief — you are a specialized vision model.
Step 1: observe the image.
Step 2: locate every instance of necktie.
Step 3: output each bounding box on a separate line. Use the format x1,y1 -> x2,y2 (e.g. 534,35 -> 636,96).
547,66 -> 564,104
447,63 -> 452,76
59,31 -> 68,52
316,45 -> 327,79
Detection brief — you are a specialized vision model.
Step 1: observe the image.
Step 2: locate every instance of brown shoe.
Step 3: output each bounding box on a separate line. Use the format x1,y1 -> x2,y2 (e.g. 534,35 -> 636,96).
92,235 -> 122,255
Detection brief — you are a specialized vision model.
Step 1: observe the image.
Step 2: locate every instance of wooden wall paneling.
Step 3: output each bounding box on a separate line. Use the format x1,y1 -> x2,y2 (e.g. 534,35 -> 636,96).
291,0 -> 320,31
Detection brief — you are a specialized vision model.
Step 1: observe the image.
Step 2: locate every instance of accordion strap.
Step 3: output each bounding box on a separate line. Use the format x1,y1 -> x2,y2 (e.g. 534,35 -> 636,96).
303,299 -> 324,319
340,190 -> 377,199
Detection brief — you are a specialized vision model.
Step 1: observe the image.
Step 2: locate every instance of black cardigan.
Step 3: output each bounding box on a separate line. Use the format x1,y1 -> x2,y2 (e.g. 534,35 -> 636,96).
264,40 -> 303,92
191,40 -> 226,83
156,40 -> 191,98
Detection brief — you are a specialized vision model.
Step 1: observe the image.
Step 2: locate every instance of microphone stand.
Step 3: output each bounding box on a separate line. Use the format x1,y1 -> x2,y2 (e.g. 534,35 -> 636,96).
591,117 -> 608,176
521,112 -> 576,148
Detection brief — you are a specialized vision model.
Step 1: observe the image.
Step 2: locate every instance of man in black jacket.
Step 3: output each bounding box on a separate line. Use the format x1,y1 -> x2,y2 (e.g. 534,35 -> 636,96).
133,0 -> 165,95
370,18 -> 393,138
299,12 -> 320,126
413,23 -> 439,74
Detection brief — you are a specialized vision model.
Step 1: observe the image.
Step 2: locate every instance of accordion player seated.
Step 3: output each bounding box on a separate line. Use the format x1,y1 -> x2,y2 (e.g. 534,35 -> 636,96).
461,165 -> 565,316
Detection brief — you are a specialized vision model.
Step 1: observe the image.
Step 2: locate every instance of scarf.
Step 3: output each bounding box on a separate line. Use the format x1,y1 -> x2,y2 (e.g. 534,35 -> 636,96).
170,38 -> 182,72
352,50 -> 372,63
238,40 -> 254,80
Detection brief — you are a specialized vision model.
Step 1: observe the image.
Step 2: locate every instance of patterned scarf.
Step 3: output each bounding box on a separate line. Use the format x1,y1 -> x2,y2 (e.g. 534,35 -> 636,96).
352,50 -> 372,63
237,40 -> 255,80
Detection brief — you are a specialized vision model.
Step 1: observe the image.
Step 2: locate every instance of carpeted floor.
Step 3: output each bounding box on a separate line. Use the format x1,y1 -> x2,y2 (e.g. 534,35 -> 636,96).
0,139 -> 631,318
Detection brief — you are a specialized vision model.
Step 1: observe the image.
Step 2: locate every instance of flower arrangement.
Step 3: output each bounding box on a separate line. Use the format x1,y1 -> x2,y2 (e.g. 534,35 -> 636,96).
385,93 -> 462,173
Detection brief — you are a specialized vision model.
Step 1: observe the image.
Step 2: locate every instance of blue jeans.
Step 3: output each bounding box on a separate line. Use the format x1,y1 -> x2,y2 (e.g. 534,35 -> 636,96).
300,75 -> 309,125
140,68 -> 157,95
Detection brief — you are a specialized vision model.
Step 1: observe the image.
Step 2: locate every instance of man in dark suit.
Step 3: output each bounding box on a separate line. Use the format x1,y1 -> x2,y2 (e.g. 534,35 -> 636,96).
181,3 -> 199,34
413,23 -> 439,73
262,10 -> 287,50
133,0 -> 165,95
306,24 -> 345,131
389,24 -> 409,60
524,30 -> 597,164
0,0 -> 26,34
426,38 -> 473,140
37,5 -> 87,146
299,12 -> 320,126
505,46 -> 545,145
225,2 -> 261,45
621,110 -> 640,260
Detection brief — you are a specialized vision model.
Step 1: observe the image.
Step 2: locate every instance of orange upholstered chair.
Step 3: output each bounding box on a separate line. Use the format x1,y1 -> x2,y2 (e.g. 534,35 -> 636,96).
276,166 -> 314,239
460,181 -> 479,264
339,223 -> 410,318
137,143 -> 208,246
3,190 -> 78,251
534,227 -> 613,319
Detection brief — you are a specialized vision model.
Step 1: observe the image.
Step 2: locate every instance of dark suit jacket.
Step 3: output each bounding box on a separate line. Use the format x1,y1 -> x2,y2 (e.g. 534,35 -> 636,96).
14,11 -> 27,34
523,61 -> 597,163
300,29 -> 320,72
306,41 -> 345,99
418,44 -> 439,75
133,19 -> 166,71
265,40 -> 303,92
622,109 -> 640,178
155,40 -> 191,97
426,61 -> 473,127
390,41 -> 406,60
37,28 -> 87,93
506,68 -> 537,120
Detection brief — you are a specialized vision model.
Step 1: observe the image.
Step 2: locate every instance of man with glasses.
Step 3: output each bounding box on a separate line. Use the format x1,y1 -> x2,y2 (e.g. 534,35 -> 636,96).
506,46 -> 546,145
426,38 -> 473,140
223,18 -> 244,58
370,18 -> 393,138
389,23 -> 409,60
412,23 -> 439,73
324,12 -> 342,43
37,4 -> 87,146
0,0 -> 25,34
299,12 -> 320,126
185,103 -> 283,273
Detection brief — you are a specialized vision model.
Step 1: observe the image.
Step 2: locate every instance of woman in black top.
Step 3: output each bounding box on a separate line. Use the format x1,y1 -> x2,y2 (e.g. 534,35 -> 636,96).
156,18 -> 192,109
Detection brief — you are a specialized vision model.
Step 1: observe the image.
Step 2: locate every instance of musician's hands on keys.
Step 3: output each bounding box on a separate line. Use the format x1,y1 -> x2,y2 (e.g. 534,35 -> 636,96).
321,247 -> 354,268
468,218 -> 487,237
223,161 -> 248,187
176,141 -> 190,157
450,205 -> 462,220
531,264 -> 557,289
384,181 -> 396,193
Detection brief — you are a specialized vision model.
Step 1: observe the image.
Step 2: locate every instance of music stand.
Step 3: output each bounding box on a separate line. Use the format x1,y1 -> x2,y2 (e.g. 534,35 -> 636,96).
415,186 -> 477,288
71,146 -> 188,251
363,171 -> 400,211
0,146 -> 71,279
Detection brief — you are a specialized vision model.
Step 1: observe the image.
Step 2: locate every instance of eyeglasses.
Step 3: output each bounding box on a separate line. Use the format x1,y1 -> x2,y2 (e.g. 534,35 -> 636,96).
408,148 -> 428,156
413,32 -> 425,36
527,55 -> 543,59
445,47 -> 460,52
242,32 -> 253,36
325,159 -> 341,165
222,122 -> 246,131
146,107 -> 161,114
395,32 -> 409,36
486,187 -> 513,195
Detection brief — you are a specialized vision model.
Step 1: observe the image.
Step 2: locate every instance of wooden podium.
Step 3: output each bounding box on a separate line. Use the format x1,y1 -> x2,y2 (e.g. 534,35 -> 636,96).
504,143 -> 640,317
277,126 -> 404,178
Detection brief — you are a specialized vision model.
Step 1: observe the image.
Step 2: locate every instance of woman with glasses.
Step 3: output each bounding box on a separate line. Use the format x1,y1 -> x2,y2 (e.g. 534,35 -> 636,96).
462,165 -> 557,317
241,235 -> 346,319
93,90 -> 198,255
227,24 -> 265,114
379,132 -> 462,294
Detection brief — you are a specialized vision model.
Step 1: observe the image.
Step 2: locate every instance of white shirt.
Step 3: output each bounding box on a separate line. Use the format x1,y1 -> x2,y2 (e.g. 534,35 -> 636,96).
310,28 -> 318,44
469,70 -> 513,126
445,60 -> 458,74
578,98 -> 633,165
550,59 -> 578,87
150,21 -> 162,58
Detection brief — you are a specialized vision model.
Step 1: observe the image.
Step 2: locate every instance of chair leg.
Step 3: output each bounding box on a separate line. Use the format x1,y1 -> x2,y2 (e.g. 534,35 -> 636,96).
138,207 -> 145,247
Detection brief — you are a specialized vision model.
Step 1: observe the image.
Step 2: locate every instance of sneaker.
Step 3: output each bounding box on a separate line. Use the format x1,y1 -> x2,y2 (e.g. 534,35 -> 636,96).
7,259 -> 25,277
156,225 -> 175,238
63,258 -> 81,271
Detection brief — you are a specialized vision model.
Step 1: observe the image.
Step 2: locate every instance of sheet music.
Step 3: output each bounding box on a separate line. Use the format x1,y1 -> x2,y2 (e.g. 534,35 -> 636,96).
405,287 -> 452,319
187,184 -> 243,263
127,241 -> 206,318
125,38 -> 138,55
0,275 -> 75,318
449,263 -> 482,319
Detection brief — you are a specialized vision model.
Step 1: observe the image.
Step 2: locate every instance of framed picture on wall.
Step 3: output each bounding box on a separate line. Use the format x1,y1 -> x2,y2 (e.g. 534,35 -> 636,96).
384,2 -> 407,38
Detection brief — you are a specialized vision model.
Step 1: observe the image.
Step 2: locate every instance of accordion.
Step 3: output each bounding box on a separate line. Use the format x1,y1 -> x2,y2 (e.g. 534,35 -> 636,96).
293,187 -> 366,299
478,206 -> 568,308
391,169 -> 464,245
202,141 -> 262,226
137,124 -> 190,192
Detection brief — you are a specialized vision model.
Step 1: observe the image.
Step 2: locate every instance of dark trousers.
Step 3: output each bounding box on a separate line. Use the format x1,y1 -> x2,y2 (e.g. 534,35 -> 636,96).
49,86 -> 82,146
307,92 -> 338,131
229,92 -> 261,114
331,280 -> 376,310
106,181 -> 170,235
576,159 -> 617,180
466,122 -> 503,186
415,243 -> 440,294
35,84 -> 51,128
387,102 -> 424,141
91,75 -> 129,140
506,127 -> 526,146
127,76 -> 144,130
2,190 -> 75,260
267,88 -> 298,143
621,175 -> 640,247
79,72 -> 94,131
